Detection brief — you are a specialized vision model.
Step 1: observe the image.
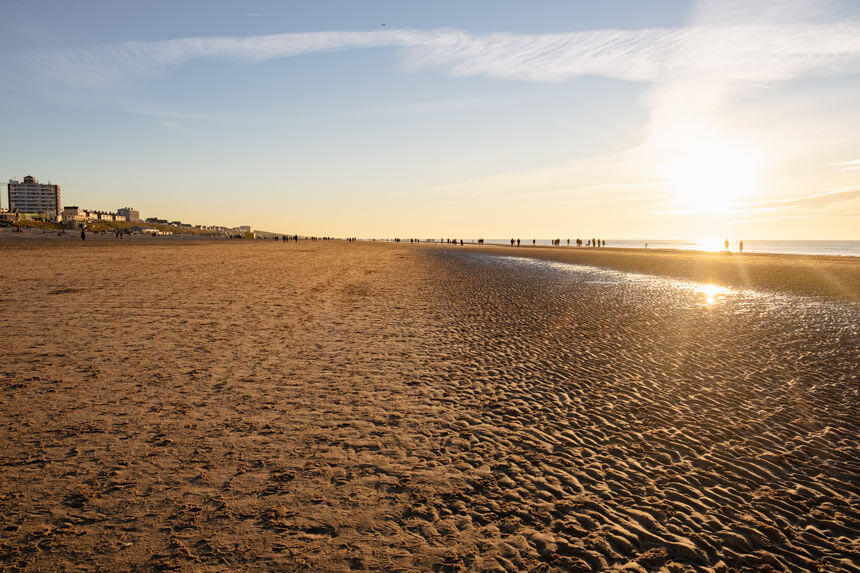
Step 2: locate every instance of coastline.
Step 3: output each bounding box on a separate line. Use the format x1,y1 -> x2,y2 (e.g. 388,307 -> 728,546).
2,231 -> 858,302
453,243 -> 860,303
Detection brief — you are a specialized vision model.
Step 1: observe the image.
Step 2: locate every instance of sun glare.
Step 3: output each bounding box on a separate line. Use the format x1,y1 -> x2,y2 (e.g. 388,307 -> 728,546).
693,237 -> 726,252
661,138 -> 762,214
695,283 -> 731,306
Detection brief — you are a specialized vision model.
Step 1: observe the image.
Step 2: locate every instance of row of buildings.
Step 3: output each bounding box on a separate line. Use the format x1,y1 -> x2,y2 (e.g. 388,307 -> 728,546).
62,206 -> 140,224
3,175 -> 139,225
3,175 -> 252,235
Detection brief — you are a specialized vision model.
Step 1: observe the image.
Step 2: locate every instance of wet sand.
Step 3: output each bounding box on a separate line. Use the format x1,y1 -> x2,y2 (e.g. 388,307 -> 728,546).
1,240 -> 858,571
470,244 -> 860,303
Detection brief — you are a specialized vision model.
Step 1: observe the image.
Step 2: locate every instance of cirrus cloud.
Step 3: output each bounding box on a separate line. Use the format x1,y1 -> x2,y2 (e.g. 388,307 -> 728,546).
25,22 -> 860,87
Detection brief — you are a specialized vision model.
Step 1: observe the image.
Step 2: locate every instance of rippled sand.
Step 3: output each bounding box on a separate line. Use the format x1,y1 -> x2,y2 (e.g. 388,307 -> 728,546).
0,240 -> 858,571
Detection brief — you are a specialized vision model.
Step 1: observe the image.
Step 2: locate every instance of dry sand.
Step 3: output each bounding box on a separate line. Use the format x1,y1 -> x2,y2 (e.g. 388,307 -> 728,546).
0,239 -> 858,571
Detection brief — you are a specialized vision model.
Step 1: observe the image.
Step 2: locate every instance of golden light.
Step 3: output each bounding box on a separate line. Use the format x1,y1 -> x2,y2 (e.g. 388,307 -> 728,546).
695,283 -> 731,306
661,137 -> 762,214
693,237 -> 726,252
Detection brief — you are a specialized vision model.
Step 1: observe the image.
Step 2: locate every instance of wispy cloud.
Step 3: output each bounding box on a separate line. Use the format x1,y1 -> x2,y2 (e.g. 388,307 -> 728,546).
159,119 -> 185,131
747,187 -> 860,210
584,182 -> 665,191
406,145 -> 661,202
132,107 -> 307,125
27,22 -> 860,87
657,187 -> 860,216
833,159 -> 860,171
132,98 -> 503,125
30,31 -> 417,85
360,97 -> 514,117
401,28 -> 690,82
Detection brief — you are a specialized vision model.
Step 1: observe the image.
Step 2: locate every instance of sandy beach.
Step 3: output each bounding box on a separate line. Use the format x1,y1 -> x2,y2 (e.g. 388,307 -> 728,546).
1,239 -> 858,571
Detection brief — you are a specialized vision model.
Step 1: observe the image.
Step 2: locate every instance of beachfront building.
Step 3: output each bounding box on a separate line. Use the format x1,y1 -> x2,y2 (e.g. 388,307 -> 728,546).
62,206 -> 86,225
7,176 -> 61,220
63,207 -> 127,225
87,210 -> 126,222
117,207 -> 140,222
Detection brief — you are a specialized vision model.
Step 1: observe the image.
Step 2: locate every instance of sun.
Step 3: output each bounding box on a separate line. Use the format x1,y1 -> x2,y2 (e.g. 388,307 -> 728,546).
661,137 -> 762,214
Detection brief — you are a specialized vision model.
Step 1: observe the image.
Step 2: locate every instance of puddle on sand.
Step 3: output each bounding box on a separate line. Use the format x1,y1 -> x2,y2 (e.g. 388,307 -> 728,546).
446,252 -> 838,315
439,249 -> 860,347
485,254 -> 741,308
447,251 -> 859,323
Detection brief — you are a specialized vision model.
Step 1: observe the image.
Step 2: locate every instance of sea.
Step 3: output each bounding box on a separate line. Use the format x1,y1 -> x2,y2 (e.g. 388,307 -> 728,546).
481,239 -> 860,257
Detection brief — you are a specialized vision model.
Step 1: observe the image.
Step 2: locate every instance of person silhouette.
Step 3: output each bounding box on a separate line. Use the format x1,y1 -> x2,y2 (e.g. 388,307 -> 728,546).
739,240 -> 744,253
724,239 -> 729,251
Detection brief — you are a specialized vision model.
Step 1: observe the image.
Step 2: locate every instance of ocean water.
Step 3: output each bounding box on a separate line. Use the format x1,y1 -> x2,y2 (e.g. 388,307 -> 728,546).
481,239 -> 860,257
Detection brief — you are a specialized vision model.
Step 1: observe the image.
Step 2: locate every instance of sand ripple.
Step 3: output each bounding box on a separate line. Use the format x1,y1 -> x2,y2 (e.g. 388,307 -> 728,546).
0,242 -> 857,571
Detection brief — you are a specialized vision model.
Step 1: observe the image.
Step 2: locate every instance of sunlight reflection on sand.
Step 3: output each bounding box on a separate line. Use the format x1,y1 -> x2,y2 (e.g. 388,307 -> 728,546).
476,254 -> 752,310
695,283 -> 732,306
461,252 -> 856,321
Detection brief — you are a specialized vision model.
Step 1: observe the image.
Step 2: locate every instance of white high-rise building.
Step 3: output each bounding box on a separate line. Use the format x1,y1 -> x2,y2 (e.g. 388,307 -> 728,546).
8,175 -> 61,219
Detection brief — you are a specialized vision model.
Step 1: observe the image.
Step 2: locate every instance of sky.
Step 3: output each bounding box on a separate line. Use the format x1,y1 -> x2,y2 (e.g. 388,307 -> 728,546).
1,0 -> 859,239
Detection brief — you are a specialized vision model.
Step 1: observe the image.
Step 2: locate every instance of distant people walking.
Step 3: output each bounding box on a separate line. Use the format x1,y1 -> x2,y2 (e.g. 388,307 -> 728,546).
517,238 -> 520,247
725,239 -> 730,251
510,238 -> 515,247
739,240 -> 744,253
80,228 -> 86,241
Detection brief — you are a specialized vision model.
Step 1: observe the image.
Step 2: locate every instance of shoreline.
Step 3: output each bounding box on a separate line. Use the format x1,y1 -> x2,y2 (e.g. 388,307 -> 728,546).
481,239 -> 860,258
2,232 -> 858,302
445,243 -> 860,303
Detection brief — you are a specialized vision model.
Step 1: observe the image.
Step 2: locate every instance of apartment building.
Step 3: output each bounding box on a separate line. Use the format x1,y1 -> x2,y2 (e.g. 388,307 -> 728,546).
8,175 -> 61,219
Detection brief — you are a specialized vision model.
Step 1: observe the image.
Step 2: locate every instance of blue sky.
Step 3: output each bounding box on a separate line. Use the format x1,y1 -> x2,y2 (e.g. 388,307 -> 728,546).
2,0 -> 859,238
